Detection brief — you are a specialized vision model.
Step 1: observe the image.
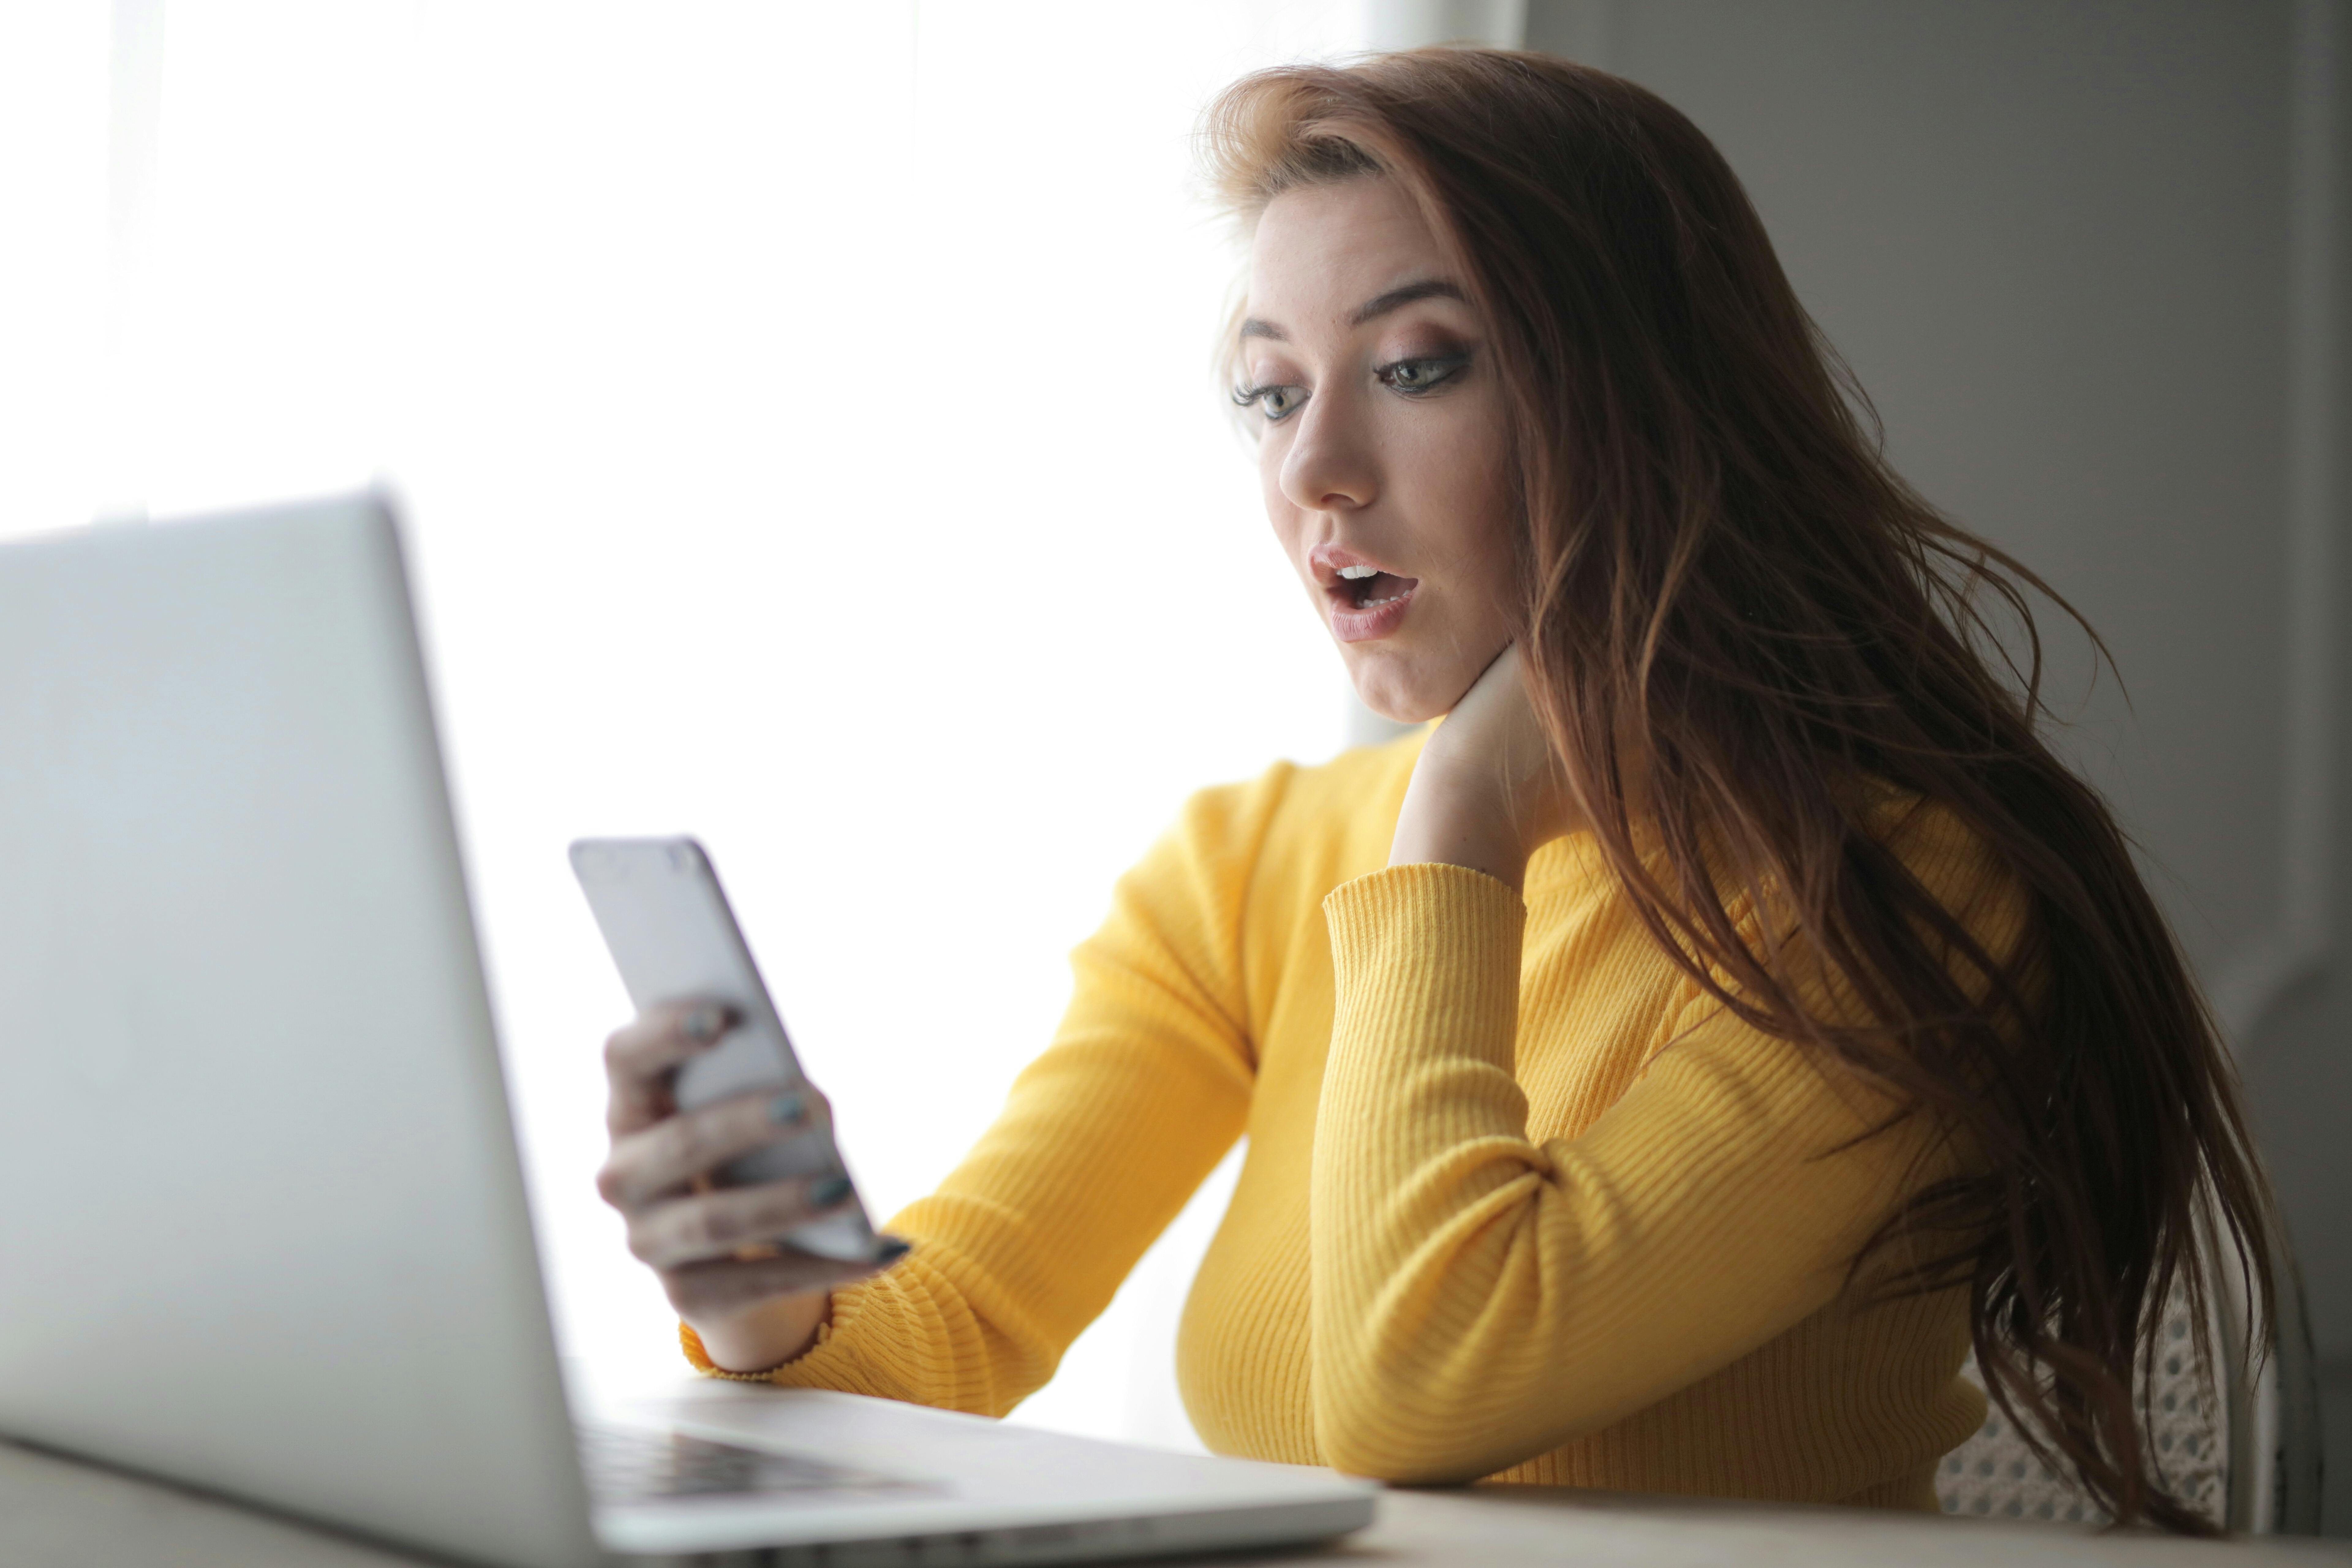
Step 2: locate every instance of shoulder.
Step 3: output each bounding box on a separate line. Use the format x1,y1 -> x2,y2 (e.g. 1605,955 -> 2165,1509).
1686,786 -> 2034,1039
1089,731 -> 1429,1023
1128,729 -> 1429,947
1165,727 -> 1427,882
1860,786 -> 2033,955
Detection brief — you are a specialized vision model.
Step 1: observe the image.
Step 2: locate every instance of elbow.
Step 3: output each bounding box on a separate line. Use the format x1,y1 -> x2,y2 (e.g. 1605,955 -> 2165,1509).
1319,1438 -> 1487,1488
1310,1370 -> 1505,1486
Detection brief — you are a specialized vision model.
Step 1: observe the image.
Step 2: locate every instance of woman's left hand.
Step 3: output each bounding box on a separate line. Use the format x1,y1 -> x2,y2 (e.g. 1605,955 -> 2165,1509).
1389,643 -> 1584,893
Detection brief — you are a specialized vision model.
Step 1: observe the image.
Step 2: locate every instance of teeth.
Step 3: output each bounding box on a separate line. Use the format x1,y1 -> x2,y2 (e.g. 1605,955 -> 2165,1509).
1336,564 -> 1381,580
1359,594 -> 1404,607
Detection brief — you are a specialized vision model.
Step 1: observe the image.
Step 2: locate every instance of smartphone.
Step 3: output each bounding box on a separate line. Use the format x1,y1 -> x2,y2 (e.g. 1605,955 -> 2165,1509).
568,836 -> 887,1264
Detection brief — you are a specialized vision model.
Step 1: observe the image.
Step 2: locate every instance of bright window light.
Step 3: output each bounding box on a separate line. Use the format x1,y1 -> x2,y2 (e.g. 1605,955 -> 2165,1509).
0,2 -> 1372,1449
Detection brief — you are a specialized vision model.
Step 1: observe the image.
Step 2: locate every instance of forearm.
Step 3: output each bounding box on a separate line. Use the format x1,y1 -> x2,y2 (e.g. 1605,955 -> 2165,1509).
1313,862 -> 1548,1479
730,865 -> 1256,1406
1311,864 -> 1924,1482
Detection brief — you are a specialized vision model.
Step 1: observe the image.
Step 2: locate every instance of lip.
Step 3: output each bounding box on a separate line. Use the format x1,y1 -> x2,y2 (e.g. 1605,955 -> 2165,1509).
1327,578 -> 1418,643
1308,541 -> 1395,590
1307,542 -> 1421,643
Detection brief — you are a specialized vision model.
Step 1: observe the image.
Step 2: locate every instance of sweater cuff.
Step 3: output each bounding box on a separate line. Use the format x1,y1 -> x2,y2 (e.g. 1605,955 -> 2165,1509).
1322,861 -> 1526,1072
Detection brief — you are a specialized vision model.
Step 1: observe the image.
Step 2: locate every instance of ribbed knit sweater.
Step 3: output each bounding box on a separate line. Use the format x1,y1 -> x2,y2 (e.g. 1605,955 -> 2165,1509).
681,729 -> 2011,1507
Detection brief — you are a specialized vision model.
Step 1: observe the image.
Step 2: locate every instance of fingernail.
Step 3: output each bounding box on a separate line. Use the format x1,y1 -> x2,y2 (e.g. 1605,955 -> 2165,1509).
684,1006 -> 724,1042
875,1237 -> 912,1264
769,1092 -> 807,1127
809,1175 -> 853,1208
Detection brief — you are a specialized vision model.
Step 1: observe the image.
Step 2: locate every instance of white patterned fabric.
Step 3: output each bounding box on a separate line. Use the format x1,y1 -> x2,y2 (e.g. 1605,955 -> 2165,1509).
1935,1300 -> 2227,1528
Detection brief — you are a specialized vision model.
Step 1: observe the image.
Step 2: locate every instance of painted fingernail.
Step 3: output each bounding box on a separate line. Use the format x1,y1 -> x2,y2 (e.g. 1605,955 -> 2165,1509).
875,1237 -> 912,1264
769,1092 -> 807,1127
809,1175 -> 853,1208
683,1007 -> 724,1042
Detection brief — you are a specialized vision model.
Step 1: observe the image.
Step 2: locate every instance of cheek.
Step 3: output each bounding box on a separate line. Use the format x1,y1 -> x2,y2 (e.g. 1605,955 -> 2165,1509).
1396,417 -> 1515,581
1462,467 -> 1520,607
1450,413 -> 1518,597
1257,432 -> 1289,504
1260,446 -> 1306,552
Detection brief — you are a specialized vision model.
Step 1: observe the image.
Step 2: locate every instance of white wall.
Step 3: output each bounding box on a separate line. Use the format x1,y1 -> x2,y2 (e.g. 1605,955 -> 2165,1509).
1526,0 -> 2350,1530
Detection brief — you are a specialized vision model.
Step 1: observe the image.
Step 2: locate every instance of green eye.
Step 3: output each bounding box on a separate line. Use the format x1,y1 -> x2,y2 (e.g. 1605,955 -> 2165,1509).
1233,383 -> 1306,422
1379,354 -> 1468,394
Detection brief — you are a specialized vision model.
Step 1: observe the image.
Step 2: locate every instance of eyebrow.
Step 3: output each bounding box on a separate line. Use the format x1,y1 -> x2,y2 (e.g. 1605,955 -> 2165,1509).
1348,277 -> 1465,325
1238,277 -> 1468,344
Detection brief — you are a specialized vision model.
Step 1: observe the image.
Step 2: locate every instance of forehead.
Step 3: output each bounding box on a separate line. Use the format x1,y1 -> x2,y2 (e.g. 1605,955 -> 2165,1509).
1246,174 -> 1446,317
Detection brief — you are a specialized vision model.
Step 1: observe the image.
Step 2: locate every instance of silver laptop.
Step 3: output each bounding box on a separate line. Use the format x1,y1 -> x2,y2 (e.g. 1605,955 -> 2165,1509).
0,492 -> 1375,1566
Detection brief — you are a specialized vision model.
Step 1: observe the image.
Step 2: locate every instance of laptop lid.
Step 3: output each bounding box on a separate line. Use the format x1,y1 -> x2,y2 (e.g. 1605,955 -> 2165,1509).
0,493 -> 602,1568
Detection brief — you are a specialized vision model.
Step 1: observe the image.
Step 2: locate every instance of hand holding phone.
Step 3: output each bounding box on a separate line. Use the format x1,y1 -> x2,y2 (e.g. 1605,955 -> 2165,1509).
573,838 -> 904,1368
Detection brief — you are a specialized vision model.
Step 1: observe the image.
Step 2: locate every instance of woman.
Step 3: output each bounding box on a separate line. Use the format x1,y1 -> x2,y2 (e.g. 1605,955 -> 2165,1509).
594,50 -> 2272,1529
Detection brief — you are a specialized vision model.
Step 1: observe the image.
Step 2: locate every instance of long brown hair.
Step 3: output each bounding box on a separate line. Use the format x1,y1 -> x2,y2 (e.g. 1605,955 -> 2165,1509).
1205,48 -> 2275,1532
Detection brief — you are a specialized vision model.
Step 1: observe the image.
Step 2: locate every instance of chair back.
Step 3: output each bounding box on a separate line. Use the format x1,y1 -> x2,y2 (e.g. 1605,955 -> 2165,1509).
1933,1215 -> 2322,1533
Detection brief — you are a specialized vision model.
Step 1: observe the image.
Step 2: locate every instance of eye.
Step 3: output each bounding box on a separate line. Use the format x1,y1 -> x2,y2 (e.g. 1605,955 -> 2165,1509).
1378,353 -> 1470,395
1232,382 -> 1307,423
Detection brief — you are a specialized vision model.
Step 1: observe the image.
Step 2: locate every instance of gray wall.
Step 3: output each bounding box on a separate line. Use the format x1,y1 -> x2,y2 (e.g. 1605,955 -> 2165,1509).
1524,0 -> 2350,1530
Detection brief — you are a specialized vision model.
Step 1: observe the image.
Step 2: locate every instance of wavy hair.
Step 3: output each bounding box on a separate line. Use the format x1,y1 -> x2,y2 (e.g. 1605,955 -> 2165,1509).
1203,48 -> 2275,1532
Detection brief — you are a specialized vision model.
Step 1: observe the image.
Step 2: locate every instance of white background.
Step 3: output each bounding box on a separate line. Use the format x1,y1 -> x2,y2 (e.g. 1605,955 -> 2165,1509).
0,0 -> 1371,1449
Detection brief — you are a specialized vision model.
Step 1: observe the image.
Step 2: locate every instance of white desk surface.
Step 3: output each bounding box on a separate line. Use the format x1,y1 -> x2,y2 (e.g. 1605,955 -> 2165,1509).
2,1434 -> 2347,1568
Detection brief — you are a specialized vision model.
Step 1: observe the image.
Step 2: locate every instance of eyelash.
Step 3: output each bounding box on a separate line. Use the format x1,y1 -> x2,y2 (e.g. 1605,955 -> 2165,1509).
1230,353 -> 1472,424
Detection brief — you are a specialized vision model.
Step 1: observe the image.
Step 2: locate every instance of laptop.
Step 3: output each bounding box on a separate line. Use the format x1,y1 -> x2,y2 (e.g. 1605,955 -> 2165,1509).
0,491 -> 1376,1566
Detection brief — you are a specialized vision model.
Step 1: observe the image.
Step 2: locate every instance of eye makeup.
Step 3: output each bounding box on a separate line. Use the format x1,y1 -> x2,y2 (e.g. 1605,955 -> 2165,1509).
1376,351 -> 1473,395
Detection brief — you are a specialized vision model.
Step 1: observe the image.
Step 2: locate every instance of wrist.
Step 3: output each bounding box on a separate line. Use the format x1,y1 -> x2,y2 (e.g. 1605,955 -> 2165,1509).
690,1292 -> 830,1374
1389,768 -> 1532,892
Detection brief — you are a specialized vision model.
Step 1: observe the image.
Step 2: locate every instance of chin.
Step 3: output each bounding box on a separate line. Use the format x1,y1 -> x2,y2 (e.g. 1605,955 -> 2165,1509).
1346,654 -> 1467,726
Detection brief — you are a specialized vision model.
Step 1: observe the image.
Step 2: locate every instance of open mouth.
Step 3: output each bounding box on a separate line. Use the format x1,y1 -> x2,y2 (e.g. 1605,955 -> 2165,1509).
1332,563 -> 1420,609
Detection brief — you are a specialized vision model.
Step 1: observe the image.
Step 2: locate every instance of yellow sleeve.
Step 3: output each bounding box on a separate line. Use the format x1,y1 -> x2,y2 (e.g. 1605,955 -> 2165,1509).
694,772 -> 1281,1413
1310,859 -> 1981,1483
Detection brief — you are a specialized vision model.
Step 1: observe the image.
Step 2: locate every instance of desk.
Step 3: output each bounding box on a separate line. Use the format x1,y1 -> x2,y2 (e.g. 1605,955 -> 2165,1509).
2,1437 -> 2346,1568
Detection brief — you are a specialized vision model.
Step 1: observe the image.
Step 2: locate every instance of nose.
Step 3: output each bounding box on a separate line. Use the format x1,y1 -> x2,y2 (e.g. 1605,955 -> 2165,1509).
1276,388 -> 1378,515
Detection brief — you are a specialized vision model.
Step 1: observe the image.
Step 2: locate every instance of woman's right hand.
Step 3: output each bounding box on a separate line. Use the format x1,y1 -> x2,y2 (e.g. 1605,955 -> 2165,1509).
596,1001 -> 891,1373
1390,642 -> 1582,895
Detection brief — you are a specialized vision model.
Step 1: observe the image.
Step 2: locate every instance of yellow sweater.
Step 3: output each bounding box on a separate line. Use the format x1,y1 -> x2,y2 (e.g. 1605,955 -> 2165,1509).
684,731 -> 2010,1507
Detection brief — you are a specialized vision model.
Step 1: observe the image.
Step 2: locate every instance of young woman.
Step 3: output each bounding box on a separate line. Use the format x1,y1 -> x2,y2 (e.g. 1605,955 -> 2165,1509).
594,50 -> 2273,1529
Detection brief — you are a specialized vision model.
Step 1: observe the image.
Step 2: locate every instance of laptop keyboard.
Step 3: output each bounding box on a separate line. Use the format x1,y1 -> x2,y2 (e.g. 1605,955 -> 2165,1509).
576,1422 -> 931,1504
